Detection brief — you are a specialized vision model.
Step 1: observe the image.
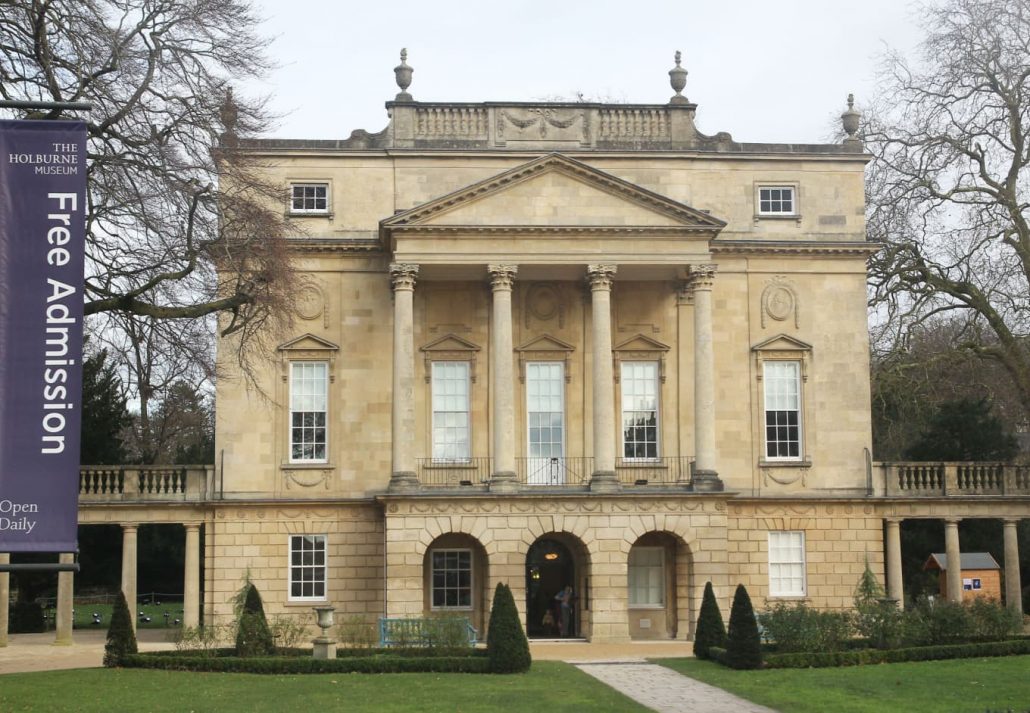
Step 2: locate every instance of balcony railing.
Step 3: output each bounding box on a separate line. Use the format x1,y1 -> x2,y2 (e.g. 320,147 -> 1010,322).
79,466 -> 216,502
517,457 -> 593,486
881,462 -> 1030,497
415,458 -> 492,487
615,456 -> 693,485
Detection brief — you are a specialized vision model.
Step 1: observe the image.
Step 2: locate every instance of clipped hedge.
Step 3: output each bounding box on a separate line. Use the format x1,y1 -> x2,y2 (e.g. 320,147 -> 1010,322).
708,638 -> 1030,669
122,651 -> 491,674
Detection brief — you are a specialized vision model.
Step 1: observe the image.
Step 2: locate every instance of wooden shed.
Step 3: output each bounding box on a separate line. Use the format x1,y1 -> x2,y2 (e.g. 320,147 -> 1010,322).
923,552 -> 1002,601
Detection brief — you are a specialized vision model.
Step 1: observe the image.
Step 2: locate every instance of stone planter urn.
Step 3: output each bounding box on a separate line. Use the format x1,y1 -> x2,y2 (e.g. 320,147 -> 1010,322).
312,605 -> 336,660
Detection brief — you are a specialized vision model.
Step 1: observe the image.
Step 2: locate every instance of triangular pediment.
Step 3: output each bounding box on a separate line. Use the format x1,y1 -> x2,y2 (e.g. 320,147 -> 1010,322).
420,334 -> 481,353
614,334 -> 671,352
277,333 -> 340,352
516,334 -> 575,353
382,153 -> 725,232
751,334 -> 812,352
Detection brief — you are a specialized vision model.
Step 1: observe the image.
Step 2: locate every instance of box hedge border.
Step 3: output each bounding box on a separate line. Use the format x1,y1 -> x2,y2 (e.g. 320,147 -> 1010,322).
121,650 -> 492,674
707,638 -> 1030,669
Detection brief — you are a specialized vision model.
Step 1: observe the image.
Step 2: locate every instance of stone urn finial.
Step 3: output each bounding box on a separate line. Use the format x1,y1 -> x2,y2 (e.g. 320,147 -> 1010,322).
669,50 -> 688,105
394,48 -> 414,102
841,93 -> 861,146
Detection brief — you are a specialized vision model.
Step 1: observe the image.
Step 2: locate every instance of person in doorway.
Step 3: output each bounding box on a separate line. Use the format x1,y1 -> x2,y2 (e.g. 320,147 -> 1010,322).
555,584 -> 573,637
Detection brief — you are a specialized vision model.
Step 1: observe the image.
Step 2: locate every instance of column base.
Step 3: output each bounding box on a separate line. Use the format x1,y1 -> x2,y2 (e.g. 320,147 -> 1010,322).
691,470 -> 724,492
388,471 -> 419,492
312,638 -> 337,660
589,471 -> 621,493
489,473 -> 518,493
52,638 -> 73,647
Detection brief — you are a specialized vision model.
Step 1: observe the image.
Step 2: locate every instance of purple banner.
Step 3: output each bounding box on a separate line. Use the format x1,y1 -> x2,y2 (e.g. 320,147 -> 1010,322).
0,120 -> 86,552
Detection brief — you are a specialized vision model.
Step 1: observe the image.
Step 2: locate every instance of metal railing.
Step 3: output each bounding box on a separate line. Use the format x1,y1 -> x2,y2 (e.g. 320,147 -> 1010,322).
615,456 -> 693,485
516,457 -> 593,486
415,457 -> 491,487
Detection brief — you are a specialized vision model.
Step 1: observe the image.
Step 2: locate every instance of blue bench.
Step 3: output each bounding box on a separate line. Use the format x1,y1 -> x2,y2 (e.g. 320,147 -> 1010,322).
378,617 -> 477,647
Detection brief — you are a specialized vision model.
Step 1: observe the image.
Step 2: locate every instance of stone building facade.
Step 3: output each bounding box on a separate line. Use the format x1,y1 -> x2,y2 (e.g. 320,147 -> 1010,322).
9,53 -> 1026,648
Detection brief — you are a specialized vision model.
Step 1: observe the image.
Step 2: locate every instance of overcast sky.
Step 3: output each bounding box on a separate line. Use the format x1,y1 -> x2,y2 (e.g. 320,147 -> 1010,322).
247,0 -> 926,145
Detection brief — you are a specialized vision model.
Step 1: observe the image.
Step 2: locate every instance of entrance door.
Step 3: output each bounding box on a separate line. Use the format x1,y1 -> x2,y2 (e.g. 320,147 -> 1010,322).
525,537 -> 575,638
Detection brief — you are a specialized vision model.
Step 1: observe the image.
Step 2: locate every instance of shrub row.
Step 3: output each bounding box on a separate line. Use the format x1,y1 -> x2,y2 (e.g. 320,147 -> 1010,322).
761,638 -> 1030,669
121,652 -> 491,674
149,646 -> 486,659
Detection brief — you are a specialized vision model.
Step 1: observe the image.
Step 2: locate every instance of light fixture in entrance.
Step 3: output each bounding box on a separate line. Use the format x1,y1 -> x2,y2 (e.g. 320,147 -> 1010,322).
544,552 -> 559,561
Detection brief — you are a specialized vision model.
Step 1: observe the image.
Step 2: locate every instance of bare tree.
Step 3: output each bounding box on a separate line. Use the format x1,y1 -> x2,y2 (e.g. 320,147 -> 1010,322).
0,0 -> 293,346
866,0 -> 1030,411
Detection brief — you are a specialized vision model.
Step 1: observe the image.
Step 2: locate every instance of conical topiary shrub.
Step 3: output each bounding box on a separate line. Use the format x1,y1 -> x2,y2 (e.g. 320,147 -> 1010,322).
103,591 -> 138,667
486,582 -> 531,673
725,584 -> 762,669
693,581 -> 727,660
235,583 -> 275,656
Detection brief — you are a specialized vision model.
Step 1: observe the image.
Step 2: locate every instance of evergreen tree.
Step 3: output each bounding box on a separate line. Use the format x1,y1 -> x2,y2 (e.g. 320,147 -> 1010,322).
693,581 -> 727,660
725,584 -> 762,670
235,583 -> 274,656
103,591 -> 138,666
905,397 -> 1018,462
80,347 -> 130,465
486,583 -> 531,673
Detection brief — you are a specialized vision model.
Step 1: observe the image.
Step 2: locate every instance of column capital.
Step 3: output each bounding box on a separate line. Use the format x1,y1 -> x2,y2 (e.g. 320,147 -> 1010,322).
944,517 -> 963,525
184,522 -> 202,532
389,263 -> 419,291
586,264 -> 617,290
1003,517 -> 1022,525
884,517 -> 904,524
685,263 -> 717,291
121,523 -> 138,532
487,264 -> 518,290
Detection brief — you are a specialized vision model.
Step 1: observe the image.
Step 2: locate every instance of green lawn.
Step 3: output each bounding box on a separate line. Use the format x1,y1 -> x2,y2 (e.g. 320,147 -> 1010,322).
0,662 -> 651,713
657,655 -> 1030,713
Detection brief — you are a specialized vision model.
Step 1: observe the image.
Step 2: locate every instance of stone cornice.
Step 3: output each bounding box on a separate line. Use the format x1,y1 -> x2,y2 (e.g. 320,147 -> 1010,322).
288,238 -> 383,254
711,240 -> 881,257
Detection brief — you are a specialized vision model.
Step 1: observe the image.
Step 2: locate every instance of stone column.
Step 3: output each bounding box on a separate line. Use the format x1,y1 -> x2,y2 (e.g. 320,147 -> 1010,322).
121,524 -> 138,632
389,263 -> 419,490
687,264 -> 723,492
488,265 -> 518,490
183,524 -> 201,628
0,553 -> 9,647
1003,518 -> 1022,615
944,518 -> 962,603
587,265 -> 619,492
885,518 -> 904,604
54,552 -> 74,645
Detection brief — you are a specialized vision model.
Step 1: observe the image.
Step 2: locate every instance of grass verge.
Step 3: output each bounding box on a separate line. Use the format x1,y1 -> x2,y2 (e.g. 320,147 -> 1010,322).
656,655 -> 1030,713
0,661 -> 650,713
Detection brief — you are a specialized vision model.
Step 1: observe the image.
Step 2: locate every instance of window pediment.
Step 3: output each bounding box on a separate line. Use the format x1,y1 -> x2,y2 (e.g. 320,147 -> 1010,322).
613,334 -> 670,383
752,334 -> 811,381
278,333 -> 339,382
516,333 -> 575,382
421,333 -> 481,382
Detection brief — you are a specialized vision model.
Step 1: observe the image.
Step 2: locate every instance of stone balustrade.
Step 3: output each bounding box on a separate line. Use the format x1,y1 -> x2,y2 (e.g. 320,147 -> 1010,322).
78,465 -> 216,502
880,461 -> 1030,496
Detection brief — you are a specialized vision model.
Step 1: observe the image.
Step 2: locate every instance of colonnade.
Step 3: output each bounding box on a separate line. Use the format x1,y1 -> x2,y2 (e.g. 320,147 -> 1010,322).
387,262 -> 723,492
0,522 -> 202,646
884,517 -> 1023,614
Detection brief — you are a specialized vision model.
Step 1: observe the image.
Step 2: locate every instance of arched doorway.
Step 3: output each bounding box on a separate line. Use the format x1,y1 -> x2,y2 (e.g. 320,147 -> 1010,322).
422,533 -> 490,635
525,535 -> 585,638
627,531 -> 691,640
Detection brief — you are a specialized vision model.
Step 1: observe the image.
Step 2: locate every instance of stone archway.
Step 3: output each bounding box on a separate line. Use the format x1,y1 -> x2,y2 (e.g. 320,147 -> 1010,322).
422,533 -> 490,635
627,531 -> 693,640
524,532 -> 590,639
